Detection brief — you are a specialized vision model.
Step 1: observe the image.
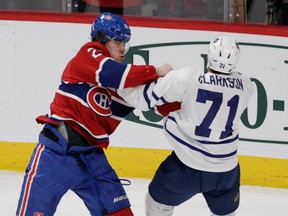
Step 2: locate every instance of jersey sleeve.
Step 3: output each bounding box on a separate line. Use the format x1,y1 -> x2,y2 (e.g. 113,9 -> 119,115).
118,68 -> 192,109
117,68 -> 192,116
154,102 -> 181,116
149,67 -> 194,106
118,82 -> 181,116
117,81 -> 157,111
61,42 -> 159,89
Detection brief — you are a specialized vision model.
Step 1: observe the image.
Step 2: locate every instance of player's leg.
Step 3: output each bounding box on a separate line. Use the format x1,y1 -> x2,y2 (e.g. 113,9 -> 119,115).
145,192 -> 174,216
146,151 -> 202,216
16,124 -> 77,216
73,177 -> 133,216
16,143 -> 71,216
106,207 -> 133,216
203,164 -> 240,216
73,149 -> 133,216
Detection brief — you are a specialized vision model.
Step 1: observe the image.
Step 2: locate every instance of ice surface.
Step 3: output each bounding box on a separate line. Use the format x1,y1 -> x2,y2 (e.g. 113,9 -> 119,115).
1,171 -> 287,216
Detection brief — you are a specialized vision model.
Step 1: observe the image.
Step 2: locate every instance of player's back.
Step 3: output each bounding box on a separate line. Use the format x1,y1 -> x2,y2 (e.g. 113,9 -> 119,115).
178,71 -> 252,141
164,69 -> 254,172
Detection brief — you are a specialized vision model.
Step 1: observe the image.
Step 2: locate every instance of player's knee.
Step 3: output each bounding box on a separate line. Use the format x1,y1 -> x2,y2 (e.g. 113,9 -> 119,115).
145,192 -> 174,216
211,211 -> 235,216
107,207 -> 133,216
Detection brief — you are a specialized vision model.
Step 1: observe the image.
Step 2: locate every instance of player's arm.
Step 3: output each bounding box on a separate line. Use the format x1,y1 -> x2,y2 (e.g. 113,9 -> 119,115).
117,81 -> 158,111
63,42 -> 172,89
149,67 -> 193,107
97,60 -> 172,89
154,101 -> 181,117
118,83 -> 181,116
118,68 -> 189,116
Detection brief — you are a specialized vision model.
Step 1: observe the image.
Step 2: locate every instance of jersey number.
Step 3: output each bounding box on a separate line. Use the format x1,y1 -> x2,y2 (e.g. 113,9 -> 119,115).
195,89 -> 239,139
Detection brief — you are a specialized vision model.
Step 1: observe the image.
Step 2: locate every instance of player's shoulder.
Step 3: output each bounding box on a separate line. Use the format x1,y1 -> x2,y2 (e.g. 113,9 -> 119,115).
172,66 -> 199,80
79,41 -> 110,56
231,71 -> 251,80
177,66 -> 197,73
231,71 -> 254,93
231,71 -> 248,77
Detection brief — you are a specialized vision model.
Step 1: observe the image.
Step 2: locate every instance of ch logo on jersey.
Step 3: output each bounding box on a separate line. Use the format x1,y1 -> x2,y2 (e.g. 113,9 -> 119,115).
87,86 -> 112,116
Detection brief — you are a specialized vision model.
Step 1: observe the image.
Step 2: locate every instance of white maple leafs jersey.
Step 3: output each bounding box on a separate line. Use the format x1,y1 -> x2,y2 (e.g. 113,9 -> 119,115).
118,67 -> 254,172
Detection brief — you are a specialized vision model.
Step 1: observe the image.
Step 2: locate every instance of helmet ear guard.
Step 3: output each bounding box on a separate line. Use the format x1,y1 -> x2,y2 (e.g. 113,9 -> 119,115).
207,36 -> 241,74
90,12 -> 131,44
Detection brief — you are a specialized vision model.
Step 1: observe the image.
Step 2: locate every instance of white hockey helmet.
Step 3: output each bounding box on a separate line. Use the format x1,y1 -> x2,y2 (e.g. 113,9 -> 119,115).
207,36 -> 240,74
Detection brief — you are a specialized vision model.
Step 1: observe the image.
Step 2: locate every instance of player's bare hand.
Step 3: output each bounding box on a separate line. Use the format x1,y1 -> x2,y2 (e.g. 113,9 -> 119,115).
156,64 -> 173,77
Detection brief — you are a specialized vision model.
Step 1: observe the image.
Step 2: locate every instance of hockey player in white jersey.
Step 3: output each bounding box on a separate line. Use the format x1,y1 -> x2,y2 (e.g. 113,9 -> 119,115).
118,36 -> 254,215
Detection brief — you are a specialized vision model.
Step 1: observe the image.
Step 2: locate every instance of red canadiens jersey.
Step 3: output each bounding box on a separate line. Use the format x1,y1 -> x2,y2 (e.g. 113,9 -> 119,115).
37,41 -> 160,148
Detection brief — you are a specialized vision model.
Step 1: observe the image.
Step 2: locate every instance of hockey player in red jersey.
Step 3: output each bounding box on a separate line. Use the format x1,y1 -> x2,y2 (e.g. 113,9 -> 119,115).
16,12 -> 175,216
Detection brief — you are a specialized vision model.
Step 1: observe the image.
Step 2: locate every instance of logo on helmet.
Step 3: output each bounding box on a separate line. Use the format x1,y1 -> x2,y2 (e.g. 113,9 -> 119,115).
207,36 -> 240,74
235,42 -> 240,50
104,14 -> 112,21
91,12 -> 131,43
213,37 -> 220,43
124,24 -> 130,30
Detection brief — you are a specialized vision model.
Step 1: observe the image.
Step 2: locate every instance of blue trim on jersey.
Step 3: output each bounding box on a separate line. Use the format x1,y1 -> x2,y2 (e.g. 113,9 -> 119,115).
167,116 -> 239,145
152,91 -> 159,101
160,97 -> 168,103
59,82 -> 90,102
196,135 -> 239,144
152,91 -> 169,104
100,59 -> 127,88
164,118 -> 237,158
110,100 -> 134,118
143,83 -> 152,109
59,82 -> 133,120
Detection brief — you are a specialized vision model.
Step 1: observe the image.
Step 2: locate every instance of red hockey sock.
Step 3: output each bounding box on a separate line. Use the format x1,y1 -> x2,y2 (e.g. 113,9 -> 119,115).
107,207 -> 134,216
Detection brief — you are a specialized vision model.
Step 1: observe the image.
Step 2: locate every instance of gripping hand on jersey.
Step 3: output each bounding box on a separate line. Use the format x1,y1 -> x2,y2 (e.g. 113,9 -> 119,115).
156,64 -> 173,77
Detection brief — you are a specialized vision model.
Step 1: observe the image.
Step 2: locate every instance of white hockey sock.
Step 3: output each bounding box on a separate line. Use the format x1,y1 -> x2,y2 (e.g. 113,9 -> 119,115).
145,192 -> 174,216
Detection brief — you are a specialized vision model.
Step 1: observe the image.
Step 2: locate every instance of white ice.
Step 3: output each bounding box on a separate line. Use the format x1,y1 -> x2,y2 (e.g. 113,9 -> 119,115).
1,171 -> 288,216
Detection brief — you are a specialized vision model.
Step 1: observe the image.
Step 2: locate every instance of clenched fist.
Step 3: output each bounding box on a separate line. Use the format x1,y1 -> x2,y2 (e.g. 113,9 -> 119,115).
156,64 -> 173,77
